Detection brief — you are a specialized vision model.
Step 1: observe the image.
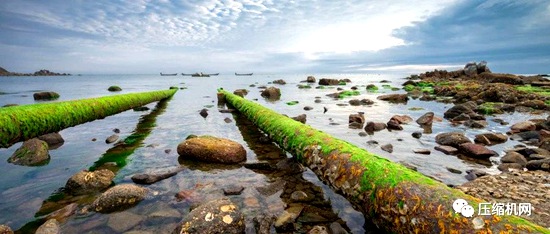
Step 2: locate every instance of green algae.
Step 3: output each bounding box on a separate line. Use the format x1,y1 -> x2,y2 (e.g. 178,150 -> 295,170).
337,90 -> 360,99
0,89 -> 176,148
366,85 -> 378,92
286,101 -> 299,105
478,102 -> 502,115
516,85 -> 550,96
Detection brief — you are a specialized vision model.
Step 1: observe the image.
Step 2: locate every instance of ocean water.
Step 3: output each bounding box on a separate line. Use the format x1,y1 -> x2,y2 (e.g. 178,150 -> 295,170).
0,74 -> 539,233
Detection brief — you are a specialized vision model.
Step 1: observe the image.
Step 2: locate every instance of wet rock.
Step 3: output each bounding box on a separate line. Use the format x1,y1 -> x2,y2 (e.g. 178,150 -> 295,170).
526,158 -> 550,171
381,144 -> 393,153
292,114 -> 307,124
330,222 -> 349,234
223,185 -> 245,195
366,140 -> 379,146
307,226 -> 329,234
474,133 -> 508,145
452,113 -> 471,122
446,167 -> 462,174
33,91 -> 60,100
133,106 -> 150,112
434,145 -> 459,155
491,118 -> 508,125
177,136 -> 246,164
323,107 -> 327,113
377,94 -> 408,103
131,168 -> 183,185
318,78 -> 340,85
390,115 -> 413,124
304,106 -> 313,111
91,184 -> 147,213
253,214 -> 275,234
261,86 -> 281,99
510,131 -> 540,141
435,132 -> 471,147
46,203 -> 78,222
273,79 -> 286,85
107,211 -> 144,233
348,113 -> 365,129
501,151 -> 527,166
458,143 -> 497,159
348,99 -> 361,106
306,76 -> 316,83
174,197 -> 244,234
107,86 -> 122,92
364,122 -> 386,132
105,134 -> 119,144
412,131 -> 422,139
398,161 -> 418,171
276,158 -> 306,175
199,108 -> 209,118
37,132 -> 64,149
361,99 -> 374,105
290,191 -> 310,202
498,163 -> 524,172
444,103 -> 476,119
539,138 -> 550,151
35,219 -> 60,234
275,205 -> 304,232
416,112 -> 434,126
0,224 -> 13,234
113,128 -> 121,133
413,149 -> 431,155
358,132 -> 368,137
244,162 -> 275,171
8,138 -> 49,166
386,119 -> 403,130
510,121 -> 536,133
464,120 -> 488,129
233,89 -> 248,97
256,179 -> 286,196
65,169 -> 114,195
224,117 -> 232,123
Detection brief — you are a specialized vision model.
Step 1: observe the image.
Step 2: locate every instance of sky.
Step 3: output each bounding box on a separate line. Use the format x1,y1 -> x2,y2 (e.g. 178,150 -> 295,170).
0,0 -> 549,75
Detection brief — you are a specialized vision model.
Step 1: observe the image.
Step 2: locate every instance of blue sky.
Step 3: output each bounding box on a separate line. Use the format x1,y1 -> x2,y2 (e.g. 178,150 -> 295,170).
0,0 -> 549,74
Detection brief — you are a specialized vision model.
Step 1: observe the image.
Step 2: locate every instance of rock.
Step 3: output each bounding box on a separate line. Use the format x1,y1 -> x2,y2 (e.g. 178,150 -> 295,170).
306,76 -> 316,83
481,73 -> 523,85
364,122 -> 386,132
412,131 -> 422,139
65,169 -> 115,195
458,143 -> 497,159
199,108 -> 208,118
223,185 -> 245,195
413,149 -> 431,155
133,106 -> 150,111
348,113 -> 365,129
276,158 -> 306,175
501,151 -> 527,166
381,144 -> 393,153
308,226 -> 329,234
8,138 -> 49,166
318,78 -> 340,85
290,191 -> 310,202
131,168 -> 183,185
113,128 -> 121,133
330,222 -> 349,234
244,162 -> 275,171
474,133 -> 508,145
273,79 -> 286,85
253,214 -> 275,234
0,224 -> 13,234
37,132 -> 64,149
233,89 -> 248,97
435,132 -> 471,147
390,115 -> 413,124
434,145 -> 459,155
91,184 -> 147,213
510,131 -> 540,141
539,138 -> 550,151
224,117 -> 232,123
498,163 -> 524,172
107,86 -> 122,92
261,86 -> 281,99
107,211 -> 144,233
348,99 -> 361,106
526,158 -> 550,171
361,99 -> 374,105
463,120 -> 488,129
33,91 -> 60,100
377,94 -> 408,103
366,140 -> 379,146
444,103 -> 477,119
292,114 -> 307,124
45,203 -> 78,222
511,121 -> 536,133
446,167 -> 462,174
464,62 -> 478,76
105,134 -> 119,144
386,119 -> 403,130
174,197 -> 245,234
275,205 -> 303,232
416,112 -> 434,126
35,219 -> 60,234
452,113 -> 471,122
177,136 -> 246,164
304,106 -> 313,111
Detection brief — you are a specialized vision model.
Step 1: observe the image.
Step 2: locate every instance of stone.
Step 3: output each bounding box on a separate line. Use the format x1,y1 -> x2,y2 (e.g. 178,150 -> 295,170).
0,224 -> 13,234
498,163 -> 524,172
174,197 -> 245,234
292,114 -> 307,124
386,119 -> 403,131
290,191 -> 310,202
306,76 -> 316,83
233,89 -> 248,97
416,112 -> 434,126
361,99 -> 374,105
510,131 -> 540,141
412,131 -> 422,139
434,145 -> 458,155
446,167 -> 462,174
348,113 -> 365,129
390,115 -> 413,124
329,222 -> 349,234
261,86 -> 281,99
37,132 -> 64,149
458,143 -> 497,159
381,144 -> 393,153
105,134 -> 119,144
307,225 -> 329,234
177,136 -> 246,164
107,211 -> 144,233
46,203 -> 78,222
224,117 -> 232,123
199,108 -> 208,118
33,91 -> 60,100
526,158 -> 550,171
273,79 -> 286,85
318,78 -> 340,85
413,149 -> 431,155
501,151 -> 527,166
223,185 -> 245,195
474,133 -> 508,145
91,184 -> 147,213
444,104 -> 476,119
364,122 -> 386,132
348,99 -> 361,106
131,168 -> 183,185
275,205 -> 304,232
253,214 -> 275,234
65,169 -> 115,195
304,106 -> 313,111
35,219 -> 60,234
463,120 -> 488,129
107,86 -> 122,92
8,138 -> 49,166
377,94 -> 408,103
510,121 -> 536,133
452,113 -> 471,122
435,132 -> 471,147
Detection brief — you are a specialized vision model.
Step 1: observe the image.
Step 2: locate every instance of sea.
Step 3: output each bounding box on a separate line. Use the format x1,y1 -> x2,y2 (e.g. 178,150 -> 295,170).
0,74 -> 538,233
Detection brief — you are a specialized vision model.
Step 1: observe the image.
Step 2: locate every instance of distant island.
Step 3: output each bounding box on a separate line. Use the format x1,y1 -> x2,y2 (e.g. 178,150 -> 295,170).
0,66 -> 71,76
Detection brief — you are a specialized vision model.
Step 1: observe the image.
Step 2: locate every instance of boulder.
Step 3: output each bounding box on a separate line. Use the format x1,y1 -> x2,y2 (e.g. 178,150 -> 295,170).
361,99 -> 374,105
275,205 -> 303,232
131,168 -> 183,185
364,122 -> 386,132
386,119 -> 403,130
464,62 -> 478,76
497,163 -> 524,172
318,78 -> 340,85
435,132 -> 471,147
273,79 -> 286,85
35,219 -> 60,234
91,184 -> 147,213
434,145 -> 458,155
233,89 -> 248,97
463,120 -> 488,129
510,121 -> 536,133
65,169 -> 115,195
0,225 -> 13,234
306,76 -> 316,83
390,115 -> 413,124
199,108 -> 208,118
8,138 -> 50,166
480,73 -> 523,85
37,132 -> 64,149
348,113 -> 365,129
173,197 -> 245,234
292,114 -> 307,124
474,133 -> 508,145
412,131 -> 422,139
105,134 -> 119,144
416,112 -> 434,126
261,87 -> 281,100
107,86 -> 122,92
33,91 -> 60,101
444,103 -> 476,119
526,158 -> 550,171
177,136 -> 246,164
381,144 -> 393,153
501,151 -> 527,166
458,143 -> 497,159
377,94 -> 408,103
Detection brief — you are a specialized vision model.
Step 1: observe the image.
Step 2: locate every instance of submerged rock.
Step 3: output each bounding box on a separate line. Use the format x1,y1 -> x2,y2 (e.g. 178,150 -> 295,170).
91,184 -> 147,213
107,86 -> 122,92
35,219 -> 60,234
131,168 -> 183,185
416,112 -> 434,126
173,197 -> 245,234
177,136 -> 246,164
8,138 -> 49,166
65,169 -> 115,195
37,132 -> 64,149
33,91 -> 60,100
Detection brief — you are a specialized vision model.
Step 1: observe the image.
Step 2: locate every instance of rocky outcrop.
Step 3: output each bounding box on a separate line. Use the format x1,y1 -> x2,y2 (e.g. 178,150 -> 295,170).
8,138 -> 50,166
91,184 -> 147,213
64,169 -> 115,195
173,197 -> 245,234
177,136 -> 246,164
33,92 -> 60,101
0,67 -> 70,76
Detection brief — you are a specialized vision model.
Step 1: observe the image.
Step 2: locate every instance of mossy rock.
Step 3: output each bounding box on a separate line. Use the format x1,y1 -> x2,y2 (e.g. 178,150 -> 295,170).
108,86 -> 122,92
8,138 -> 50,166
91,184 -> 147,213
33,91 -> 60,101
177,136 -> 246,164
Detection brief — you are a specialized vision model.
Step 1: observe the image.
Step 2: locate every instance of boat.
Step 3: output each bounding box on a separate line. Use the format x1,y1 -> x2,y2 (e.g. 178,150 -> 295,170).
235,72 -> 253,76
160,73 -> 178,76
182,72 -> 210,77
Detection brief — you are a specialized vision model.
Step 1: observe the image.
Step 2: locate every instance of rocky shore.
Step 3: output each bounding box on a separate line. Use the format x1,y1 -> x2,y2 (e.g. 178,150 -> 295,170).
0,66 -> 70,76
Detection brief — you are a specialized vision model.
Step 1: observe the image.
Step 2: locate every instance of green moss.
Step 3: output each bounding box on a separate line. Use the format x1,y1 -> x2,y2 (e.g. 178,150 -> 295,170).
391,87 -> 400,91
403,84 -> 415,92
478,102 -> 502,115
382,84 -> 392,89
338,81 -> 346,85
337,90 -> 360,99
286,101 -> 299,105
298,85 -> 312,89
366,85 -> 379,92
408,107 -> 424,111
516,85 -> 550,96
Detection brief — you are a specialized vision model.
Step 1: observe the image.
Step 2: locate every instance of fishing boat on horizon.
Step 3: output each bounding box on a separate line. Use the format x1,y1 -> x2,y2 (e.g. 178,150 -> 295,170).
181,72 -> 210,77
235,72 -> 253,76
160,72 -> 178,76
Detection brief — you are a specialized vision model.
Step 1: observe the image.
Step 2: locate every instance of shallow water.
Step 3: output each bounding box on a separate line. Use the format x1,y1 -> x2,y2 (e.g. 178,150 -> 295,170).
0,74 -> 543,233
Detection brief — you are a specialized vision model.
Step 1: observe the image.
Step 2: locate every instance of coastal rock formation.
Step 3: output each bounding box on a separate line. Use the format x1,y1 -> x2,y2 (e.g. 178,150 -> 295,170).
0,66 -> 70,76
261,86 -> 281,100
177,136 -> 246,164
33,91 -> 60,101
273,79 -> 286,85
8,138 -> 50,166
91,184 -> 147,213
64,169 -> 115,195
173,197 -> 245,234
